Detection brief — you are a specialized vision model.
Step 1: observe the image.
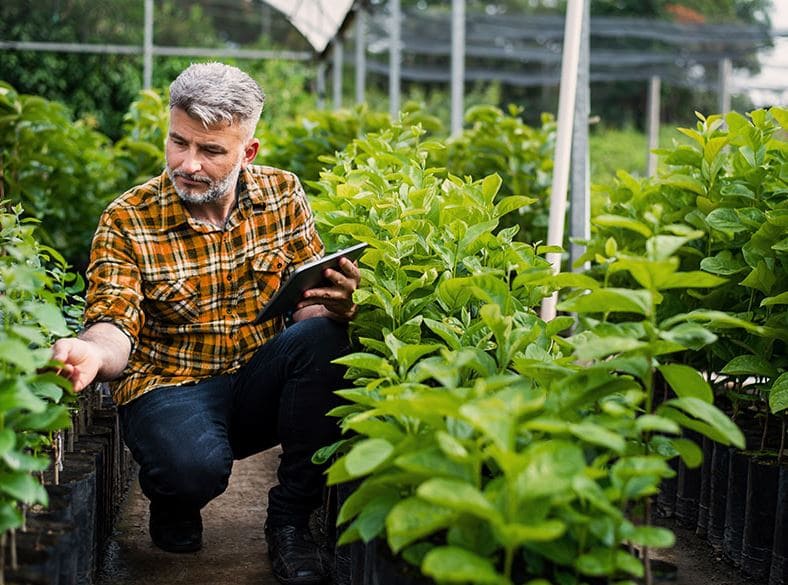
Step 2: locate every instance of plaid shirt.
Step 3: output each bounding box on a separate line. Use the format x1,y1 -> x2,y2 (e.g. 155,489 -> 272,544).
84,165 -> 324,405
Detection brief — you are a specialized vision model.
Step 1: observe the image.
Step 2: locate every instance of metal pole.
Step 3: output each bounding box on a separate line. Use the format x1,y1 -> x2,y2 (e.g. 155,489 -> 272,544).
355,6 -> 367,104
143,0 -> 153,89
569,0 -> 590,272
646,75 -> 661,177
540,0 -> 585,322
718,57 -> 732,114
389,0 -> 401,119
450,0 -> 466,137
333,38 -> 344,110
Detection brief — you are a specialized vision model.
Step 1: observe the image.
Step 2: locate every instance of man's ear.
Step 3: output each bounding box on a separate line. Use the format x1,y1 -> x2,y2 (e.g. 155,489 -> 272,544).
243,138 -> 260,166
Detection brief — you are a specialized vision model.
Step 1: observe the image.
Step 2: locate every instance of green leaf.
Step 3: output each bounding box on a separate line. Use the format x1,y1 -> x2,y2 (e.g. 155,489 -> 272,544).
0,471 -> 48,505
496,520 -> 567,546
721,355 -> 779,378
659,323 -> 717,351
345,438 -> 394,477
386,496 -> 457,552
422,546 -> 510,585
657,364 -> 713,403
0,429 -> 16,457
593,215 -> 652,238
671,437 -> 704,468
0,501 -> 23,533
625,525 -> 675,548
24,301 -> 71,336
333,353 -> 394,376
557,289 -> 652,316
417,478 -> 498,521
517,440 -> 586,500
768,373 -> 788,414
700,250 -> 748,275
762,291 -> 788,307
740,261 -> 777,295
705,208 -> 747,238
657,398 -> 745,449
569,422 -> 626,453
0,338 -> 37,372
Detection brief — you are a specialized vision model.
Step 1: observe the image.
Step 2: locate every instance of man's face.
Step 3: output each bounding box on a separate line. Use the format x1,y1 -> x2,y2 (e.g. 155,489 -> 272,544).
165,107 -> 256,205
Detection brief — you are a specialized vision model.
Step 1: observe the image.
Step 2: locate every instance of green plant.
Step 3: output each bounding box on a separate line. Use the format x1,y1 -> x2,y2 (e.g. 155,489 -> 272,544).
584,106 -> 787,458
0,201 -> 82,563
0,82 -> 123,269
310,116 -> 743,585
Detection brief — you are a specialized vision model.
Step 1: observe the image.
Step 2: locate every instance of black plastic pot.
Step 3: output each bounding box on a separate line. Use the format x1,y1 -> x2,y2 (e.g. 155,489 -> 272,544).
723,450 -> 750,567
4,527 -> 62,585
707,441 -> 730,553
363,538 -> 433,585
741,455 -> 779,581
770,464 -> 788,585
56,452 -> 98,585
675,450 -> 702,529
695,435 -> 714,538
656,457 -> 679,519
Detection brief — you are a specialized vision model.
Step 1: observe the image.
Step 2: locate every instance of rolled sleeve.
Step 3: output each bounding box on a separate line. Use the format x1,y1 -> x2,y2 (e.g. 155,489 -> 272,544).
83,209 -> 144,348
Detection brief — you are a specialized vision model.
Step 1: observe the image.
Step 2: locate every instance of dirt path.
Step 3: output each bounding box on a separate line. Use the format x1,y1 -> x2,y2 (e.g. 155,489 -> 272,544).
96,448 -> 281,585
96,447 -> 755,585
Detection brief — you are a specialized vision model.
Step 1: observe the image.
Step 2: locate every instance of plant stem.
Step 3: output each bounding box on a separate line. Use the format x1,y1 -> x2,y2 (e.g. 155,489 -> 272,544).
643,498 -> 653,585
779,415 -> 786,465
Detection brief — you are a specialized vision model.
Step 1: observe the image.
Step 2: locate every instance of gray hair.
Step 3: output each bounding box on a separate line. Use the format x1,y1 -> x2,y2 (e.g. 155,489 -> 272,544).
169,62 -> 265,138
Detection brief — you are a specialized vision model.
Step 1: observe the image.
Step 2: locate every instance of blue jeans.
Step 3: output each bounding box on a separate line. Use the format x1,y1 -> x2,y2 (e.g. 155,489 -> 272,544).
118,317 -> 350,527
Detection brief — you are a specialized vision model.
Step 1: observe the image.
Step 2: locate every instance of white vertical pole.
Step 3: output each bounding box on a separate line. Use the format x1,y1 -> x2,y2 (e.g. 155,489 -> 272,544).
450,0 -> 466,137
355,7 -> 367,104
389,0 -> 401,119
333,38 -> 344,110
718,57 -> 732,114
646,75 -> 661,177
540,0 -> 585,322
569,0 -> 590,272
143,0 -> 153,89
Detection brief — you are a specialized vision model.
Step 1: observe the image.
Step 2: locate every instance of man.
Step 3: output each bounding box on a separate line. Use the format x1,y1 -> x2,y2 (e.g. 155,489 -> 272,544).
51,62 -> 359,585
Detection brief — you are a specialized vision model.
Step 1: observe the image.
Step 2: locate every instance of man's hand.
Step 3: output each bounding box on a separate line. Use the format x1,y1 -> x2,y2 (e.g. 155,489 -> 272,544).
50,323 -> 131,392
294,256 -> 361,322
51,338 -> 103,392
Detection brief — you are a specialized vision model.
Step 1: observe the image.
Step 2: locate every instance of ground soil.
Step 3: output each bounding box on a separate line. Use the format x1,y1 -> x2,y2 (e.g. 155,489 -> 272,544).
96,447 -> 756,585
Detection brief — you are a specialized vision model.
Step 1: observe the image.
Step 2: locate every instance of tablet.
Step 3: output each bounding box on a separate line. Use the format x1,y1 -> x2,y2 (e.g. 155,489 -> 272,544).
255,242 -> 368,323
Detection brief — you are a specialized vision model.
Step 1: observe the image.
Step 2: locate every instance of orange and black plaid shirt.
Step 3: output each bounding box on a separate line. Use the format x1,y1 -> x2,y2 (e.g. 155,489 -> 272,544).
83,165 -> 324,405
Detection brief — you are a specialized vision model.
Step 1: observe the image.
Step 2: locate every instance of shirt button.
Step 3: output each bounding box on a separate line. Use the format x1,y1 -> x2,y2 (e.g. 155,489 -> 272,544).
226,274 -> 232,281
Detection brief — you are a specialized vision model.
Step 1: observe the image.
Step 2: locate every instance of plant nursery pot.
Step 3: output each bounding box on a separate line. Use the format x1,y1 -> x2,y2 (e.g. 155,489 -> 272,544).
327,482 -> 366,585
769,464 -> 788,585
675,455 -> 702,529
364,538 -> 434,585
25,518 -> 78,585
56,454 -> 98,585
723,449 -> 750,567
656,457 -> 679,519
740,455 -> 779,582
695,436 -> 714,538
707,440 -> 730,553
4,527 -> 62,585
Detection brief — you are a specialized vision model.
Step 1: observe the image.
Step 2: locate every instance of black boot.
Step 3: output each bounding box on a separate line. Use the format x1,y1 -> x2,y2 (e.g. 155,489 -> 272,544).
265,523 -> 326,585
149,503 -> 203,553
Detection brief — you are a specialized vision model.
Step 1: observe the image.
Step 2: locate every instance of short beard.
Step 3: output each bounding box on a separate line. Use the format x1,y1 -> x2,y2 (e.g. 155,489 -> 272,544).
166,161 -> 242,205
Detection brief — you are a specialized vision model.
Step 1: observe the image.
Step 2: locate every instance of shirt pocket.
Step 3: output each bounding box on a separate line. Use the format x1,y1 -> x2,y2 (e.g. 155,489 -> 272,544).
247,249 -> 292,303
142,277 -> 200,325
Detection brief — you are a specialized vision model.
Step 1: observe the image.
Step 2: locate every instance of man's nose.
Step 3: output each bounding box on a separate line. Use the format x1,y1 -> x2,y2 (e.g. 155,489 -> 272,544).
180,150 -> 202,174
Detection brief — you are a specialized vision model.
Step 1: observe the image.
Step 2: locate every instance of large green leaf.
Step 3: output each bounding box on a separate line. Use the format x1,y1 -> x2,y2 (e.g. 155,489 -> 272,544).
422,546 -> 510,585
345,438 -> 394,477
769,372 -> 788,414
0,471 -> 48,505
657,398 -> 745,449
657,364 -> 713,403
557,289 -> 652,316
720,355 -> 779,378
417,478 -> 498,521
386,496 -> 457,552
